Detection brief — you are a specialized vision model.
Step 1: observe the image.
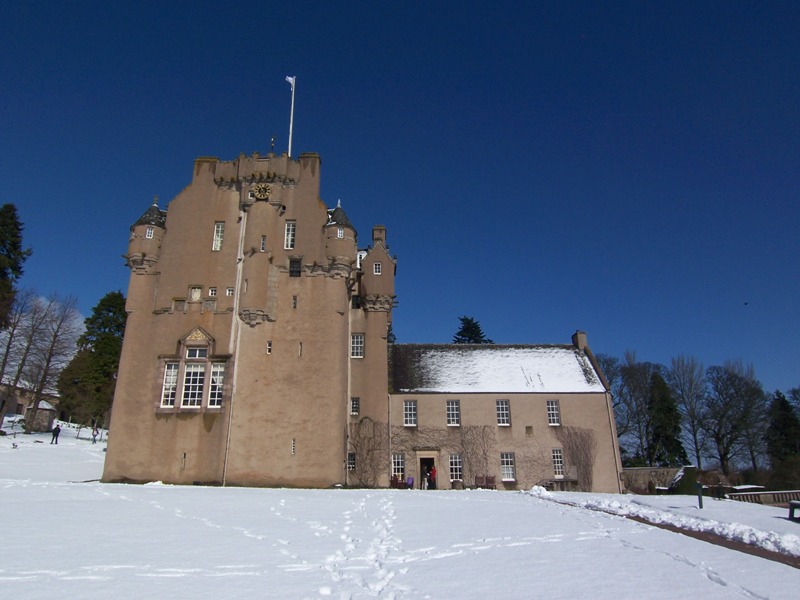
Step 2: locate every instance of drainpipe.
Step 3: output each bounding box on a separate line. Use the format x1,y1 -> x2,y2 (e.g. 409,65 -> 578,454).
222,207 -> 248,486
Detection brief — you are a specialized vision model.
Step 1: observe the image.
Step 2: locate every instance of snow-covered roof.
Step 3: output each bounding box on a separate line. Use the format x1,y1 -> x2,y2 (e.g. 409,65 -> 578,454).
389,344 -> 606,393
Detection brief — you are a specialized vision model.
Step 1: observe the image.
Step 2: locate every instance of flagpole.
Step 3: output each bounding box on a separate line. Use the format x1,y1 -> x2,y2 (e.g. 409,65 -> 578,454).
285,76 -> 296,157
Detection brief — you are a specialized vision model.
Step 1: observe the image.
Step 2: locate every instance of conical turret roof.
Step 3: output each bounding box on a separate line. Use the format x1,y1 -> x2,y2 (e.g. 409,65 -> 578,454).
131,197 -> 167,230
327,200 -> 356,234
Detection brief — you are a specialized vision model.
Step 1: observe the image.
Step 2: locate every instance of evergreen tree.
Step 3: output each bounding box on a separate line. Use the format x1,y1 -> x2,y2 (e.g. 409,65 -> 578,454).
646,372 -> 688,466
57,291 -> 126,426
765,391 -> 800,466
452,316 -> 494,344
0,204 -> 32,329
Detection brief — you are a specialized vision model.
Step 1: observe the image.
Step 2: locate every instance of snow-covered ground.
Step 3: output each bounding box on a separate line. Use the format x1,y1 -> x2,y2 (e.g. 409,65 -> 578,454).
2,421 -> 799,599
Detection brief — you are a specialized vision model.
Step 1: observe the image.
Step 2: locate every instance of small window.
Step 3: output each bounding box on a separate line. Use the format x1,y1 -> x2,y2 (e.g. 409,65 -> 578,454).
525,426 -> 534,437
337,227 -> 344,239
373,262 -> 382,275
260,235 -> 267,252
552,448 -> 565,478
145,226 -> 154,239
212,222 -> 225,251
289,258 -> 302,277
284,221 -> 296,249
266,341 -> 272,354
347,452 -> 356,471
547,399 -> 561,426
208,287 -> 217,297
173,299 -> 186,312
226,287 -> 234,296
392,453 -> 405,478
186,347 -> 208,359
449,453 -> 463,482
403,400 -> 417,427
292,295 -> 298,309
350,397 -> 360,416
202,299 -> 216,312
351,295 -> 362,309
350,333 -> 365,358
496,399 -> 510,426
500,452 -> 516,481
446,399 -> 460,426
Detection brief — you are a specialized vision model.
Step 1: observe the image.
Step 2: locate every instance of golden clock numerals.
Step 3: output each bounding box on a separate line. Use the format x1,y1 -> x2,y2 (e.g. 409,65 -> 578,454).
253,184 -> 271,200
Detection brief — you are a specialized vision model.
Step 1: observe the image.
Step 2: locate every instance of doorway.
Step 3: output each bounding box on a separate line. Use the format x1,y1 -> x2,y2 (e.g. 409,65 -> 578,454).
419,457 -> 437,489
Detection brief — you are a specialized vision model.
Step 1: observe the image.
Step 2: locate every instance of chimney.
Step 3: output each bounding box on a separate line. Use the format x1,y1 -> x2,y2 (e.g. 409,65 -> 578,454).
572,330 -> 588,351
372,225 -> 386,246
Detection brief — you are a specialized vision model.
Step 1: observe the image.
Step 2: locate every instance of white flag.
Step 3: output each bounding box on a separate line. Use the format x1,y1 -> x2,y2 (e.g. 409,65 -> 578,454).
285,75 -> 296,88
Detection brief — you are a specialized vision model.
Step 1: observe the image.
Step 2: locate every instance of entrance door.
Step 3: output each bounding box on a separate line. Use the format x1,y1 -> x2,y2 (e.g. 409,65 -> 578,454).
420,457 -> 436,489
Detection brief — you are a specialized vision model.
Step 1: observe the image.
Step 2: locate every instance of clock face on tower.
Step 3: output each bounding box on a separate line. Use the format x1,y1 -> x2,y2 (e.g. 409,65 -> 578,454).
253,183 -> 272,200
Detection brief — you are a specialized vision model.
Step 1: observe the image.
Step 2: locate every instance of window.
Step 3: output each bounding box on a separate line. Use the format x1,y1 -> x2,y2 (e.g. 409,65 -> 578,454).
446,399 -> 461,426
212,222 -> 225,251
160,363 -> 179,407
337,227 -> 344,239
208,287 -> 217,297
350,397 -> 360,416
496,399 -> 510,426
449,453 -> 463,481
373,262 -> 382,275
351,333 -> 365,358
392,453 -> 405,478
351,295 -> 362,309
547,399 -> 561,426
208,363 -> 225,408
226,287 -> 234,296
260,235 -> 267,252
552,448 -> 565,478
347,452 -> 356,471
403,400 -> 417,426
292,295 -> 298,309
173,299 -> 186,312
266,341 -> 272,354
202,299 -> 216,312
145,226 -> 154,239
284,221 -> 296,249
500,452 -> 516,481
181,363 -> 205,407
289,258 -> 302,277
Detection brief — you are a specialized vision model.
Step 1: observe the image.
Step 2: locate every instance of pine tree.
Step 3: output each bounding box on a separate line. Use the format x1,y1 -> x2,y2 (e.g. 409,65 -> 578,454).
647,372 -> 688,467
452,316 -> 494,344
57,291 -> 126,426
765,391 -> 800,466
0,204 -> 32,329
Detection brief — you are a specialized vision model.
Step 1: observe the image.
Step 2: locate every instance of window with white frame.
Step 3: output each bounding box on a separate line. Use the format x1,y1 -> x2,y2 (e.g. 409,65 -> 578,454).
160,363 -> 179,407
373,262 -> 382,275
392,453 -> 405,478
403,400 -> 417,426
208,363 -> 225,408
552,448 -> 565,478
208,287 -> 217,297
284,221 -> 296,249
449,453 -> 463,481
212,222 -> 225,251
226,287 -> 234,296
446,399 -> 461,426
500,452 -> 516,481
181,363 -> 205,407
347,452 -> 356,471
547,399 -> 561,426
496,399 -> 510,426
337,227 -> 344,239
350,397 -> 360,415
350,333 -> 365,358
145,226 -> 154,239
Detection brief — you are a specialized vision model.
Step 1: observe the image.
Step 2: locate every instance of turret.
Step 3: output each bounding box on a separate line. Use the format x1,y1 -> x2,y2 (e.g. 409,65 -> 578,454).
324,201 -> 357,273
126,197 -> 166,273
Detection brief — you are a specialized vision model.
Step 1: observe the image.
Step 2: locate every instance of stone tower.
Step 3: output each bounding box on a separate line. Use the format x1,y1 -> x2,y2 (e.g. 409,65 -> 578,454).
103,152 -> 396,487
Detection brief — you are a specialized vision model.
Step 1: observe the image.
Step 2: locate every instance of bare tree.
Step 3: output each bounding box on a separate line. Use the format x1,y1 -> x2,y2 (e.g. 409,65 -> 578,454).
617,351 -> 662,464
596,353 -> 625,433
0,289 -> 36,425
23,295 -> 82,433
555,426 -> 598,491
703,362 -> 765,475
667,355 -> 707,468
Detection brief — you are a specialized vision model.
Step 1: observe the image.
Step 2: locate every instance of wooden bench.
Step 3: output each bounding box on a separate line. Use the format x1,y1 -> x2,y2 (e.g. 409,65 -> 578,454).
789,500 -> 800,521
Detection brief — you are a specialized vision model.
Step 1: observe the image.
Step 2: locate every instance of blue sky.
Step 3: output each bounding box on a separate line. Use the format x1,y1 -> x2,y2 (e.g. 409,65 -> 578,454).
2,2 -> 798,393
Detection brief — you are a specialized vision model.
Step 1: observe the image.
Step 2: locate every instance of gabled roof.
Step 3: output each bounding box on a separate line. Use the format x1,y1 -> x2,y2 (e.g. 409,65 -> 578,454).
389,344 -> 605,394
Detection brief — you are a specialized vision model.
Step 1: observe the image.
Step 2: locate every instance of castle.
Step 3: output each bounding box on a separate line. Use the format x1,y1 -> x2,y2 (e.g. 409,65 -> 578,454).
103,152 -> 623,492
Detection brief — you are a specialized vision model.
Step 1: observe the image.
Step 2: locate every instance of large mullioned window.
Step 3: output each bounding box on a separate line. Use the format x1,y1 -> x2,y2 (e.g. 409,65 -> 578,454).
212,222 -> 225,251
159,337 -> 227,410
284,221 -> 296,249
